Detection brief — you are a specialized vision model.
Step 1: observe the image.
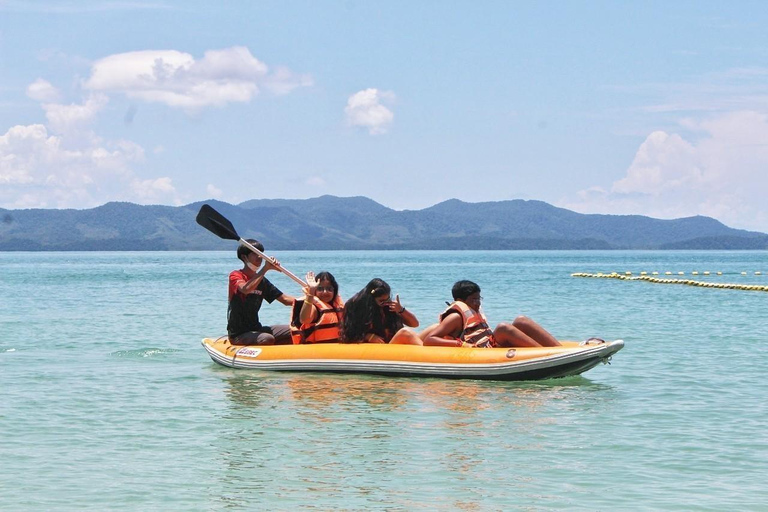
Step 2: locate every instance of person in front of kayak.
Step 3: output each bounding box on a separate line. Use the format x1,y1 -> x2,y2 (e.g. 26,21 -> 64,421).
290,271 -> 344,344
340,278 -> 422,344
424,280 -> 562,348
227,239 -> 295,345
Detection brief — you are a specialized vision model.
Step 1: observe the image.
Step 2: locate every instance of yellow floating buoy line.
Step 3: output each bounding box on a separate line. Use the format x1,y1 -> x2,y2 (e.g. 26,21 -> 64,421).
571,272 -> 768,292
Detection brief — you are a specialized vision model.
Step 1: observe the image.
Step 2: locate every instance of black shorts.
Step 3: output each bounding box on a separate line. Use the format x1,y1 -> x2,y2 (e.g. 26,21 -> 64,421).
231,324 -> 292,345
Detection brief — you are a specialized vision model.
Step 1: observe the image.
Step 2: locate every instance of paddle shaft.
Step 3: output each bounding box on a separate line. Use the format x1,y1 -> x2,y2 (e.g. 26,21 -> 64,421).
238,238 -> 306,288
195,203 -> 306,290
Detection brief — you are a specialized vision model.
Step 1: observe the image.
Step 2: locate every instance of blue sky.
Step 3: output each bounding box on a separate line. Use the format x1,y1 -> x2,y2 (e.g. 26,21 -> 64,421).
2,1 -> 768,232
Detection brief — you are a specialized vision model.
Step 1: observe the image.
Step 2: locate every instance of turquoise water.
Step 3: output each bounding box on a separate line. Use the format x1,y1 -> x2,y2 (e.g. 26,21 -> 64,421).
1,250 -> 767,510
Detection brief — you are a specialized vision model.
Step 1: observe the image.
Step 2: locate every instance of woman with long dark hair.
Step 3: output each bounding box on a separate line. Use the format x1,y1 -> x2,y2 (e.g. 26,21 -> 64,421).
340,278 -> 421,344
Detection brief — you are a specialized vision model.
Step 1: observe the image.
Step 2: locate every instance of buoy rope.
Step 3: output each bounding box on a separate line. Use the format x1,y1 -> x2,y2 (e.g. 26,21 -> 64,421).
571,272 -> 768,292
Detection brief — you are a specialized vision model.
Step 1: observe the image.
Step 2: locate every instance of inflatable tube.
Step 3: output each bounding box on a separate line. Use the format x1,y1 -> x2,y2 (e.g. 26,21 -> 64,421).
201,337 -> 624,381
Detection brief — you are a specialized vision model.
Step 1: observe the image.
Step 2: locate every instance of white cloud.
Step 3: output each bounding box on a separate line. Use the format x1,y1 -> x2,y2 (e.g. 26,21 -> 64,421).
132,177 -> 178,203
26,78 -> 61,103
263,66 -> 314,95
42,93 -> 109,134
0,124 -> 157,208
3,45 -> 311,209
0,122 -> 179,209
84,46 -> 311,109
206,183 -> 223,198
612,131 -> 702,195
345,88 -> 395,135
563,111 -> 768,232
305,176 -> 327,187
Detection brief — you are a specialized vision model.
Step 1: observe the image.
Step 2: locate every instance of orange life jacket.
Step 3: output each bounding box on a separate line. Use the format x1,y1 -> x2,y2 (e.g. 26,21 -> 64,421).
439,301 -> 495,348
291,295 -> 344,344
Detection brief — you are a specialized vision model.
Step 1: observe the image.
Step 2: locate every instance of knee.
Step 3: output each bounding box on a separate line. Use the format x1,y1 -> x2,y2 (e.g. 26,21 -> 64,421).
258,334 -> 276,345
418,323 -> 440,340
512,315 -> 532,328
390,328 -> 422,345
495,322 -> 516,335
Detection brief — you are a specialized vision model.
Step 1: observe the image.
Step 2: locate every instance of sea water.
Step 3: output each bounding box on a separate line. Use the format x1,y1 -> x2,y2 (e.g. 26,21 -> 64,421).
1,250 -> 766,510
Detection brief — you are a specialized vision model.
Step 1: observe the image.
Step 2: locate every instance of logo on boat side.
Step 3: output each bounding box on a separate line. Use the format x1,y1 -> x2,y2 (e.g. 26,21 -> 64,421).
506,349 -> 516,359
236,347 -> 262,358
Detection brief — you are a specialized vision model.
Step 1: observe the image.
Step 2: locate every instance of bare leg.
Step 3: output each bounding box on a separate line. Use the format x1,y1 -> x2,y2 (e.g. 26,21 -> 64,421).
389,327 -> 424,345
493,322 -> 542,347
512,316 -> 561,347
418,323 -> 439,341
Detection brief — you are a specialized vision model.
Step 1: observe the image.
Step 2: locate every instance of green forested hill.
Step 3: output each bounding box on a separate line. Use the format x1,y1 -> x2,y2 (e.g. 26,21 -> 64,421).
1,196 -> 766,250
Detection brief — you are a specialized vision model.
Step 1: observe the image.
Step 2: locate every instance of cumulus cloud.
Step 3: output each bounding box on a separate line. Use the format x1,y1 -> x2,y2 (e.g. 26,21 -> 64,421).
26,78 -> 61,103
132,177 -> 178,203
345,88 -> 395,134
612,131 -> 702,195
5,46 -> 311,209
42,93 -> 109,134
1,89 -> 181,209
206,184 -> 223,198
305,176 -> 327,187
563,111 -> 768,232
263,66 -> 314,95
0,122 -> 174,208
83,46 -> 311,109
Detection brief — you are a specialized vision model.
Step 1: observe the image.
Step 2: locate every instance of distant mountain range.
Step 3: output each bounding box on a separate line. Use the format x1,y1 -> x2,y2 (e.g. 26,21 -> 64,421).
1,196 -> 767,250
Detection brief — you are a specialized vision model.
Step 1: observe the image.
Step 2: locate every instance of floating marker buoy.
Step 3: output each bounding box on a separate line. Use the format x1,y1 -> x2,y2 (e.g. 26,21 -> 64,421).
717,272 -> 722,275
692,271 -> 699,275
741,272 -> 747,276
665,272 -> 672,275
678,272 -> 685,275
704,271 -> 710,275
571,272 -> 768,293
756,272 -> 763,276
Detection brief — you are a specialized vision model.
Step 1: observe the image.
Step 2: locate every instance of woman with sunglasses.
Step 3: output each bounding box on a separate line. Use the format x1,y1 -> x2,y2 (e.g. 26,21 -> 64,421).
290,271 -> 345,344
340,278 -> 421,344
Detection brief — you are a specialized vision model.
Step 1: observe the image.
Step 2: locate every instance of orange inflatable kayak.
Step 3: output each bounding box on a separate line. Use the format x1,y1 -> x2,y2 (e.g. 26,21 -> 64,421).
201,337 -> 623,381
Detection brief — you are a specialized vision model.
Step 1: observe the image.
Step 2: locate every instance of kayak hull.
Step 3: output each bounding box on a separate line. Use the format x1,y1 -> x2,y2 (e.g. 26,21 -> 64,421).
201,338 -> 624,381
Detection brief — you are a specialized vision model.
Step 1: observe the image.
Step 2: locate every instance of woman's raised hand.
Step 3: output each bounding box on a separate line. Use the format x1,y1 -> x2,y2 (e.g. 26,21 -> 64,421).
390,294 -> 406,314
305,271 -> 318,295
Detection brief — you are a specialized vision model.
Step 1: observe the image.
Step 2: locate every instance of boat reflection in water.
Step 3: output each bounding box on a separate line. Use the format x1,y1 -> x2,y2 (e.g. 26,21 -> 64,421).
211,369 -> 617,509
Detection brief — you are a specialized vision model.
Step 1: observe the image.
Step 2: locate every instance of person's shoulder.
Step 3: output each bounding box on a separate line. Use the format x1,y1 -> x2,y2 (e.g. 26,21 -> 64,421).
230,269 -> 246,279
440,308 -> 463,325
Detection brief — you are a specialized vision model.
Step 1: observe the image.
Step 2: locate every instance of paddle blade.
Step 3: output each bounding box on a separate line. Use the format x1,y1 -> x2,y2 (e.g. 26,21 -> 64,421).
196,204 -> 239,241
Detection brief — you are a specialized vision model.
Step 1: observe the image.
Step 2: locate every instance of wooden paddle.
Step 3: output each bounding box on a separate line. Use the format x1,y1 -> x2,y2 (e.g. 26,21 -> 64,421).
195,203 -> 306,288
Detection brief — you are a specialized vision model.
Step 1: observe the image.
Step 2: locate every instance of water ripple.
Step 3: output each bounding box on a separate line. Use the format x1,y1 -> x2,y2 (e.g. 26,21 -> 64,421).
111,347 -> 183,358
